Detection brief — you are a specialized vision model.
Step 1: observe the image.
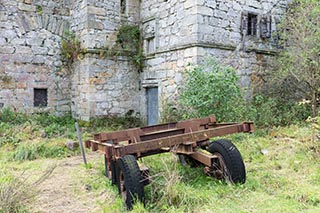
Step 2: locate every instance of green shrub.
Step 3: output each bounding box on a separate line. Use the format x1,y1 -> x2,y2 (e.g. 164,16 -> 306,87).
11,142 -> 76,161
162,57 -> 311,127
178,58 -> 245,122
247,95 -> 311,127
0,107 -> 29,125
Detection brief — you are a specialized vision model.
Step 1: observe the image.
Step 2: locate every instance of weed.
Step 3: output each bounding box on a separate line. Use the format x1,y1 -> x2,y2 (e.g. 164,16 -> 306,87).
60,31 -> 82,71
102,24 -> 144,71
36,5 -> 43,15
0,167 -> 55,212
0,107 -> 29,124
89,113 -> 143,131
10,142 -> 77,161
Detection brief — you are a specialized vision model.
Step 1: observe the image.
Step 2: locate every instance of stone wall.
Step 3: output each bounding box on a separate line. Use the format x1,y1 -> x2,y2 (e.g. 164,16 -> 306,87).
0,0 -> 71,114
139,0 -> 288,119
69,0 -> 142,120
0,0 -> 289,122
71,55 -> 141,121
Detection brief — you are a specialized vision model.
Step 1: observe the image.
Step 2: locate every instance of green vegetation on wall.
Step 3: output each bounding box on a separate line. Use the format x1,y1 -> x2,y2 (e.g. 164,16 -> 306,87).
60,31 -> 82,71
102,24 -> 144,71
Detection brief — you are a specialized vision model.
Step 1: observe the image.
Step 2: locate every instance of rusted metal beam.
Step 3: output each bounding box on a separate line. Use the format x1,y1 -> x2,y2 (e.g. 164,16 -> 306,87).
93,116 -> 217,143
114,122 -> 253,157
189,151 -> 217,167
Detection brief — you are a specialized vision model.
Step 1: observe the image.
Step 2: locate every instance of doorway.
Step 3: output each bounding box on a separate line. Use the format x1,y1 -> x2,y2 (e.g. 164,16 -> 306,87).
146,87 -> 158,125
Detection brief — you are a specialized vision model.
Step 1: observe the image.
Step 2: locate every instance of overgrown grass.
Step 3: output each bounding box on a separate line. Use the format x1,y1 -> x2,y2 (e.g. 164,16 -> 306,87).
10,141 -> 77,161
0,109 -> 77,147
1,108 -> 320,212
0,167 -> 55,213
0,108 -> 143,163
128,123 -> 320,212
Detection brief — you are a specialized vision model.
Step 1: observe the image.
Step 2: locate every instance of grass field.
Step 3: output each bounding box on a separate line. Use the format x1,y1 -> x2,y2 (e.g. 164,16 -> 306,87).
0,114 -> 320,212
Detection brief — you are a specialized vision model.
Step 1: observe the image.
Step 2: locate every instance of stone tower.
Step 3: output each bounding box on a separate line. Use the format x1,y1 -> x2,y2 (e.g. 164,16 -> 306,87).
0,0 -> 289,123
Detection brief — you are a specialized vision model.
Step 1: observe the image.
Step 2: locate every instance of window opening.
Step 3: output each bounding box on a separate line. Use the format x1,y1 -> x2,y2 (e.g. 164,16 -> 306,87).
247,13 -> 258,36
34,88 -> 48,107
146,37 -> 155,53
120,0 -> 126,14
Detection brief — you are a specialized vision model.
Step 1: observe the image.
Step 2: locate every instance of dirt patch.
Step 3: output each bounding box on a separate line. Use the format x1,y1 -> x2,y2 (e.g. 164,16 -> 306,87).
29,152 -> 110,213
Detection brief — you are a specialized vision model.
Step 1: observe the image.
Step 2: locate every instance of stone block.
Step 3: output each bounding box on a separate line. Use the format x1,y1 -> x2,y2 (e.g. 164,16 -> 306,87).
18,3 -> 36,12
87,6 -> 105,16
13,53 -> 33,63
184,47 -> 197,58
16,82 -> 27,89
32,46 -> 48,55
23,0 -> 32,5
0,11 -> 8,21
3,29 -> 17,40
32,55 -> 46,64
11,38 -> 26,45
0,46 -> 16,54
184,0 -> 195,9
197,6 -> 213,16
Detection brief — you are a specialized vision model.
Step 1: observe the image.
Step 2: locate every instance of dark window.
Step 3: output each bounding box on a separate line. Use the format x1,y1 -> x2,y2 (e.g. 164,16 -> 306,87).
260,15 -> 272,39
120,0 -> 126,14
34,88 -> 48,107
247,13 -> 258,36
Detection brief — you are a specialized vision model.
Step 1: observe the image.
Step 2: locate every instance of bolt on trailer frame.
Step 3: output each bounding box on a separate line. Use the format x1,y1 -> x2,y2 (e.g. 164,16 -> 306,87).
85,116 -> 254,209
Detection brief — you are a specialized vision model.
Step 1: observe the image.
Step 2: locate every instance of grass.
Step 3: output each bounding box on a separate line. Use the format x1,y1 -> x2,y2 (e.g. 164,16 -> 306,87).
0,109 -> 320,212
0,166 -> 56,213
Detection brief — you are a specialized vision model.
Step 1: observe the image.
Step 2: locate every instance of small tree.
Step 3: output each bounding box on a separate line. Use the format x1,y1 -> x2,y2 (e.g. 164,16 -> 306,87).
275,0 -> 320,117
179,58 -> 245,122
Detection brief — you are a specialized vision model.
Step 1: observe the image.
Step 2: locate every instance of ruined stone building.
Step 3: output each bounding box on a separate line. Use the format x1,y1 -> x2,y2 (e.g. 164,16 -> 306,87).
0,0 -> 289,124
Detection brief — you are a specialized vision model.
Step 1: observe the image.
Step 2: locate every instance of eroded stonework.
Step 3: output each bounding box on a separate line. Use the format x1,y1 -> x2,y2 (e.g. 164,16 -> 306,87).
0,0 -> 289,122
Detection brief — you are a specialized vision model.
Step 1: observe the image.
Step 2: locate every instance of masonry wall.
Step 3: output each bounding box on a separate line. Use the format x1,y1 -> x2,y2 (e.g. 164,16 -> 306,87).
139,0 -> 288,119
0,0 -> 71,114
0,0 -> 289,122
69,0 -> 142,120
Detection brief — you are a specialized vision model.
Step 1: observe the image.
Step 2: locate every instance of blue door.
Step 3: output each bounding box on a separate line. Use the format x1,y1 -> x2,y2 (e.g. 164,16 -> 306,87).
147,87 -> 158,125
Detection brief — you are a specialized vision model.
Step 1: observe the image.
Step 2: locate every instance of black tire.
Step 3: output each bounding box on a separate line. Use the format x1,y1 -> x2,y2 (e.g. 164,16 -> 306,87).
177,154 -> 201,167
116,155 -> 144,210
104,156 -> 117,185
207,139 -> 246,184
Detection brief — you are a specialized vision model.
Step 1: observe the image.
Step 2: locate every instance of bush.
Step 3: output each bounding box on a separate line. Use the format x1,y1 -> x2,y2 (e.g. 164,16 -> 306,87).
0,107 -> 29,125
162,57 -> 311,127
178,58 -> 245,122
11,142 -> 76,161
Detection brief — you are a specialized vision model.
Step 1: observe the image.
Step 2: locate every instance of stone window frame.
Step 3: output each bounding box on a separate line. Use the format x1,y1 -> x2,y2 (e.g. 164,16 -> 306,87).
241,12 -> 272,39
142,17 -> 158,55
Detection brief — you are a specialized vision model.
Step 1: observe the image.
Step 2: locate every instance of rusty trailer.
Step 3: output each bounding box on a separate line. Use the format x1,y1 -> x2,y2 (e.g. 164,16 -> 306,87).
85,116 -> 254,209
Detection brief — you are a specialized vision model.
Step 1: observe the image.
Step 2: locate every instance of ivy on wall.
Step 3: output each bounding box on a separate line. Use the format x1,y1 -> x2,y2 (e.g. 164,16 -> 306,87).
60,25 -> 144,72
102,24 -> 144,71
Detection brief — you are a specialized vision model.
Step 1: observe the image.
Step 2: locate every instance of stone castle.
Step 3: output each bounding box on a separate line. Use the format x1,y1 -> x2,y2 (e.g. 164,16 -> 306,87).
0,0 -> 289,124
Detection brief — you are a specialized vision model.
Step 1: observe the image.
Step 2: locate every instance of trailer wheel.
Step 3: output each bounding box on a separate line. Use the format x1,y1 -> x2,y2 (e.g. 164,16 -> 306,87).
207,139 -> 246,184
116,155 -> 144,210
104,156 -> 117,185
